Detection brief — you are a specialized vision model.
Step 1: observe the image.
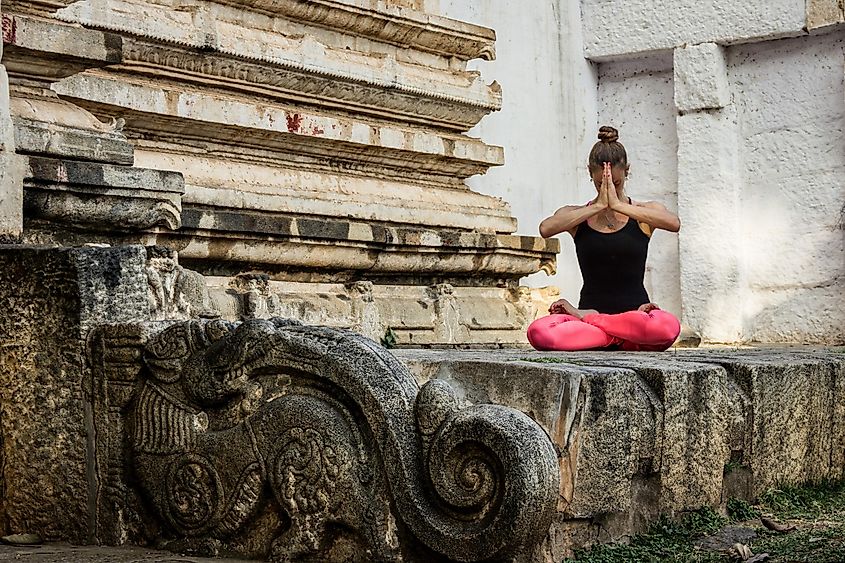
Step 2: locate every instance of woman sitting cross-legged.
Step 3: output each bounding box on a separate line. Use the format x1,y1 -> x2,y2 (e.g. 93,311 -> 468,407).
528,126 -> 682,352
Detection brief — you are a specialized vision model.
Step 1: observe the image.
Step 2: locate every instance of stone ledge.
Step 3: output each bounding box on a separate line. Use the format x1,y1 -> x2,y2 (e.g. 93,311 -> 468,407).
395,348 -> 845,558
23,156 -> 184,230
1,14 -> 121,81
0,543 -> 254,562
217,0 -> 497,61
55,0 -> 501,132
13,117 -> 133,165
582,0 -> 808,61
116,38 -> 500,131
57,0 -> 496,62
54,73 -> 505,177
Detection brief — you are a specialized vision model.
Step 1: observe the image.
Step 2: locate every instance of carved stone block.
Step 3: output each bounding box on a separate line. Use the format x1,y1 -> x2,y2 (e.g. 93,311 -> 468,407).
90,318 -> 560,561
24,156 -> 184,231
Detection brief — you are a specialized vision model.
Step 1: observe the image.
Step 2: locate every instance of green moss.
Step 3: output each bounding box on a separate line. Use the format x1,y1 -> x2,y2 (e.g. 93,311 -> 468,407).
380,327 -> 398,349
723,459 -> 749,475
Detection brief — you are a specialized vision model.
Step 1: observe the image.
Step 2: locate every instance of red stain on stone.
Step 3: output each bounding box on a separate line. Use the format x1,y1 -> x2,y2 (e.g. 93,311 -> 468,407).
2,15 -> 16,45
285,113 -> 302,133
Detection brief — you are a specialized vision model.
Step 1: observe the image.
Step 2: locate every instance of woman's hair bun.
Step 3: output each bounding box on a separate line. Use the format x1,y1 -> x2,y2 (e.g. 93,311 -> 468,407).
597,126 -> 619,143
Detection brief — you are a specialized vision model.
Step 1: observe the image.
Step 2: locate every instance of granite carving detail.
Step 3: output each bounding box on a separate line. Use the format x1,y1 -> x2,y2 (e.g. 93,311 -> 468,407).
132,318 -> 559,561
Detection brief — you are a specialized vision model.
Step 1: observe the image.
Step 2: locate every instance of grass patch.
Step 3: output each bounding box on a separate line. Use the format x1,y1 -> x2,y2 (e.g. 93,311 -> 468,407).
749,480 -> 845,562
564,480 -> 845,563
759,480 -> 845,520
726,497 -> 758,522
562,508 -> 727,563
752,525 -> 845,563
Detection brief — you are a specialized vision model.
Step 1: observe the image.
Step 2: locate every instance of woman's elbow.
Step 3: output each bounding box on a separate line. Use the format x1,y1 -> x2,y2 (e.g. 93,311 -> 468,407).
670,217 -> 681,232
539,220 -> 561,239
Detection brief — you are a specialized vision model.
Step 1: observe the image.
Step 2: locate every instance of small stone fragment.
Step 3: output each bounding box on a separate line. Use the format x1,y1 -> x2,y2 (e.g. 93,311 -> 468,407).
732,542 -> 752,560
0,533 -> 43,545
760,517 -> 795,533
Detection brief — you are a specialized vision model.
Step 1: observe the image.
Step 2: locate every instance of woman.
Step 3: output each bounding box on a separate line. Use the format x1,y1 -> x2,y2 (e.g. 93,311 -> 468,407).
528,126 -> 682,351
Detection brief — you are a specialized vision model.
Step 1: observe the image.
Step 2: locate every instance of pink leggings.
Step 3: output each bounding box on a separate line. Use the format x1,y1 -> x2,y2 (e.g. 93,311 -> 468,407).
527,310 -> 681,351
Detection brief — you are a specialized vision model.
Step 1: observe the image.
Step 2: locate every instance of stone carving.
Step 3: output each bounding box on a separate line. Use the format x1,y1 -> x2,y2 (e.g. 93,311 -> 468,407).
131,318 -> 559,561
146,247 -> 218,321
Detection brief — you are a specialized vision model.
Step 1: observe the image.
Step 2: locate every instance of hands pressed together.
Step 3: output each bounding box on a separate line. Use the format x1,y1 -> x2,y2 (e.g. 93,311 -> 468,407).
594,161 -> 622,211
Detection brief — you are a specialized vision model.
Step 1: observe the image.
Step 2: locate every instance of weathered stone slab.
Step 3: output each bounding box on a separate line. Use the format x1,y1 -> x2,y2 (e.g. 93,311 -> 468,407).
1,13 -> 121,81
215,0 -> 497,60
0,245 -> 148,543
0,542 -> 255,562
674,43 -> 730,113
13,117 -> 133,165
807,0 -> 845,30
54,72 -> 504,177
582,0 -> 807,61
395,348 -> 845,557
23,156 -> 184,230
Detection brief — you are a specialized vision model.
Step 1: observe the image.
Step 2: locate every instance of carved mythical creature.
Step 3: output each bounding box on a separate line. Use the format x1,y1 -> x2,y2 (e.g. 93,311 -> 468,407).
133,318 -> 559,562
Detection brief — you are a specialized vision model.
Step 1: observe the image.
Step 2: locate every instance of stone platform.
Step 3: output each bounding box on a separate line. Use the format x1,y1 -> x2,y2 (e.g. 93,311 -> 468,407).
0,245 -> 841,561
396,347 -> 845,560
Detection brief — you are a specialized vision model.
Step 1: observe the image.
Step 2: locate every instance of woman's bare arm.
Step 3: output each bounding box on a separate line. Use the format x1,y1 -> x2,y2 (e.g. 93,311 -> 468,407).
614,201 -> 680,232
539,204 -> 604,238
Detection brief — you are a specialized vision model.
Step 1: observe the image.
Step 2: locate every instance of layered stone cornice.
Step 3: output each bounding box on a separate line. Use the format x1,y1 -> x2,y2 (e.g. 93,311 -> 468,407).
55,0 -> 501,130
54,72 -> 504,179
117,38 -> 500,131
215,0 -> 497,61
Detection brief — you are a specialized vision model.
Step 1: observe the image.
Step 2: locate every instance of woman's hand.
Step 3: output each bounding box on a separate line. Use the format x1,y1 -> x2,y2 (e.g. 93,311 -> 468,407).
638,302 -> 660,313
549,298 -> 580,317
605,162 -> 623,210
594,162 -> 610,209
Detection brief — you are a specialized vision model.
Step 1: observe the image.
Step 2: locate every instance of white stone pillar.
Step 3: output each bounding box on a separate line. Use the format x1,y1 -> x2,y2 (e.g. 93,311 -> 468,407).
674,43 -> 744,342
0,3 -> 25,240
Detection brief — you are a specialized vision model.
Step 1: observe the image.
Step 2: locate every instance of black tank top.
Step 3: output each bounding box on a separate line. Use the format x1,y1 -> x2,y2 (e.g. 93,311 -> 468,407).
573,215 -> 650,314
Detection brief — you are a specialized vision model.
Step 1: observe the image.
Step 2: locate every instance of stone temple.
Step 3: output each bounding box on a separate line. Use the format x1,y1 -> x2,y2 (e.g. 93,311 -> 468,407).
0,0 -> 843,562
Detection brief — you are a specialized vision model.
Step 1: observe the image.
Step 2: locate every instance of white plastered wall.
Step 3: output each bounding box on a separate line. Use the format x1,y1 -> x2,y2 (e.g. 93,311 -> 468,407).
730,33 -> 845,342
439,0 -> 844,343
437,0 -> 598,296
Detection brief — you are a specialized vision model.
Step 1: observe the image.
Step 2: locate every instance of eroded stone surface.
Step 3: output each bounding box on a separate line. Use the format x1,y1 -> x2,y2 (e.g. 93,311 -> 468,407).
396,347 -> 845,556
674,43 -> 730,112
0,245 -> 148,543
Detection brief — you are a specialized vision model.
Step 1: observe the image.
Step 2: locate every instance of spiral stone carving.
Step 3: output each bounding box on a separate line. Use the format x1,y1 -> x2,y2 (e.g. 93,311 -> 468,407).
132,318 -> 559,561
164,455 -> 224,534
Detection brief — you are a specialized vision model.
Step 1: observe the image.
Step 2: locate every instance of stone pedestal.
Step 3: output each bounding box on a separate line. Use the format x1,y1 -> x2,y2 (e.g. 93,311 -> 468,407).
0,245 -> 562,561
0,0 -> 558,345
